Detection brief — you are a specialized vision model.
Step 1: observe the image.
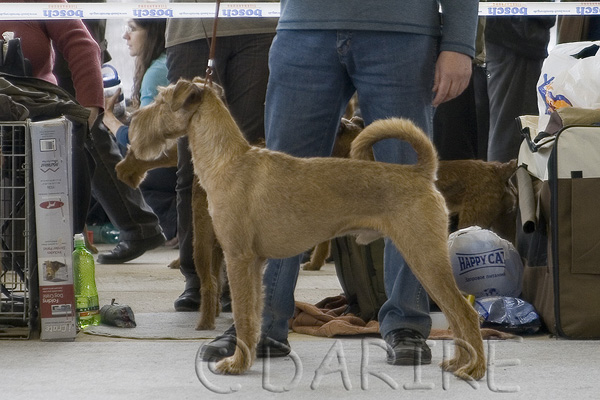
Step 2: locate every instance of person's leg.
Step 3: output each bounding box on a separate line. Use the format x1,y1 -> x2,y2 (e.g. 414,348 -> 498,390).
486,42 -> 542,162
89,123 -> 165,264
261,30 -> 355,342
139,167 -> 178,241
166,41 -> 209,309
218,33 -> 274,145
348,32 -> 436,361
473,64 -> 490,160
71,122 -> 92,235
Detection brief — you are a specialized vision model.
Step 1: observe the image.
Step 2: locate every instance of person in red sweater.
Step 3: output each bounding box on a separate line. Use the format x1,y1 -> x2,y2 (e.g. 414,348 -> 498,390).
0,0 -> 166,262
0,0 -> 102,126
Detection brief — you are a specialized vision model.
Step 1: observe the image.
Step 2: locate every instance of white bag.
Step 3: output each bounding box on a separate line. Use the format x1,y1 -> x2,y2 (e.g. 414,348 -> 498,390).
448,226 -> 523,298
536,41 -> 600,132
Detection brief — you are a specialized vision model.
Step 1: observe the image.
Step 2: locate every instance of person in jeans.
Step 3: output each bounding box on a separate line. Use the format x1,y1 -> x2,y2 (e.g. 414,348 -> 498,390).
201,0 -> 478,366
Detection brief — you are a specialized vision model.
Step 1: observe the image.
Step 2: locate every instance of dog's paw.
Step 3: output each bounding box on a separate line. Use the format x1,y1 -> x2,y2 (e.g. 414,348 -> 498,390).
441,357 -> 486,381
196,318 -> 216,331
441,357 -> 460,373
115,161 -> 145,188
167,258 -> 180,269
215,355 -> 251,375
86,242 -> 99,254
301,261 -> 322,271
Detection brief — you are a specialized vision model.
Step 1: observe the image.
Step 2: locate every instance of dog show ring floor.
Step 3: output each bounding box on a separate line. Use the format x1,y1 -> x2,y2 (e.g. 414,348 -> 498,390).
1,244 -> 599,400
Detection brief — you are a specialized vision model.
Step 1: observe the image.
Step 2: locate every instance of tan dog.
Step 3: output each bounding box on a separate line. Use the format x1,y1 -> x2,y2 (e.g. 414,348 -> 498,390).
126,77 -> 485,380
118,115 -> 365,279
437,159 -> 518,240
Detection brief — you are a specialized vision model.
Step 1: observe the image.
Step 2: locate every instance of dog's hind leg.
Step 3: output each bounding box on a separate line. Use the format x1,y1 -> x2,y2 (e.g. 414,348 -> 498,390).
216,254 -> 264,374
193,183 -> 221,330
301,240 -> 330,271
385,199 -> 486,381
392,230 -> 485,380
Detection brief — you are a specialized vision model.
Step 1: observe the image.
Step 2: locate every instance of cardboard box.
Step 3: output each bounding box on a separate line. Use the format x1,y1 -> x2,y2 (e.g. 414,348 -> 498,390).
30,117 -> 76,341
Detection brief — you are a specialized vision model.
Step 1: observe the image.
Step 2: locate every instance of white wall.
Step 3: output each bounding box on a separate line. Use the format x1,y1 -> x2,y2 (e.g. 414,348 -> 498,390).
104,3 -> 135,99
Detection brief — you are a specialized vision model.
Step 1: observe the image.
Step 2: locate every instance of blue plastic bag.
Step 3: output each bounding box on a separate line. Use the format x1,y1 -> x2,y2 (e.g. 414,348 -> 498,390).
474,296 -> 541,334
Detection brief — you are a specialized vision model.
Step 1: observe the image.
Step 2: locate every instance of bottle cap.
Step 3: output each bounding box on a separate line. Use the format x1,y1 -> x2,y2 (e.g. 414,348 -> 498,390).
101,63 -> 120,88
74,233 -> 85,246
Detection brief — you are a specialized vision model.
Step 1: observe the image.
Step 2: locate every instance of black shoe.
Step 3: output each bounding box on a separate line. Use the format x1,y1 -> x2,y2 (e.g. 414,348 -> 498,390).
384,329 -> 432,365
174,288 -> 201,312
97,233 -> 166,264
199,325 -> 291,361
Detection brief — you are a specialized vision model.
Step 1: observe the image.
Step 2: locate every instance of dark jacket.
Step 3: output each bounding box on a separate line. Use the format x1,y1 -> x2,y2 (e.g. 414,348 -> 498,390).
485,1 -> 556,60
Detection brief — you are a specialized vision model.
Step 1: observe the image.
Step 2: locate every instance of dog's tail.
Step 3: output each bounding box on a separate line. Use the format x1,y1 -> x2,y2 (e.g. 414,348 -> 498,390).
350,118 -> 438,179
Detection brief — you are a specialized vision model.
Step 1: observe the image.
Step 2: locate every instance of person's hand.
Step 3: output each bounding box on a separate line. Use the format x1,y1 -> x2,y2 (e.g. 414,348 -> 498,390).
86,106 -> 100,128
104,87 -> 121,116
102,88 -> 124,134
432,51 -> 472,107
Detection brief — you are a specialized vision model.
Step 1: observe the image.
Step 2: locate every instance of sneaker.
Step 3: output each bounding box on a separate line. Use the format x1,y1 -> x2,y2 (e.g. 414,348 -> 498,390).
199,325 -> 291,361
384,328 -> 432,365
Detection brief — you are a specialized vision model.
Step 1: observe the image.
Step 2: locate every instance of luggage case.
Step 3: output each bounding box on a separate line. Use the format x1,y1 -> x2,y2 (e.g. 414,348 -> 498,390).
516,111 -> 600,338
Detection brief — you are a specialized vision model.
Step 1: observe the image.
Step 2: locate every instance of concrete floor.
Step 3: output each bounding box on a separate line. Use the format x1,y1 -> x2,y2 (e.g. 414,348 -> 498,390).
2,244 -> 599,399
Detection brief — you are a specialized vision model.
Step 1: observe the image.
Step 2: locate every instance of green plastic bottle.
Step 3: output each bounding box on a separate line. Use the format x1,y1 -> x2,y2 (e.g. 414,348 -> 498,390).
73,233 -> 100,329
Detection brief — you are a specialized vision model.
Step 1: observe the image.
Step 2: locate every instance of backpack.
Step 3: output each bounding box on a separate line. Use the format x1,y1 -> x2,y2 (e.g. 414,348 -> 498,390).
330,237 -> 387,322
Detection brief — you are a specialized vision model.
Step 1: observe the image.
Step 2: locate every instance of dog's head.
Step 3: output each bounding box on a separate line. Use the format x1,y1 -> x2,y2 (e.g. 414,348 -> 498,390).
331,116 -> 364,158
44,260 -> 65,281
129,77 -> 224,160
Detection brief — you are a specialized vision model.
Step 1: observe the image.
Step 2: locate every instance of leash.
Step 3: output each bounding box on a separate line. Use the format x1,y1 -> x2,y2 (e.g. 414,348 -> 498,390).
205,0 -> 221,87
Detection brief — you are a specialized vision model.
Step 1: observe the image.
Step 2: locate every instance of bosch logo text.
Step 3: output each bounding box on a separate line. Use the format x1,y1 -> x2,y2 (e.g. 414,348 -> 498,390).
576,6 -> 600,15
222,8 -> 263,17
487,6 -> 527,16
133,9 -> 174,18
43,9 -> 83,18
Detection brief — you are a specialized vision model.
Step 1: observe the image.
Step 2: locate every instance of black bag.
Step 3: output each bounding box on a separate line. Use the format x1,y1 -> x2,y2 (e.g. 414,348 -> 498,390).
0,37 -> 32,77
330,237 -> 387,322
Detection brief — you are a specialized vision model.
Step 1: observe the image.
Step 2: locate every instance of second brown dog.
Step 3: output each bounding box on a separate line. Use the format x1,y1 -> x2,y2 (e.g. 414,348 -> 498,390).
302,121 -> 518,271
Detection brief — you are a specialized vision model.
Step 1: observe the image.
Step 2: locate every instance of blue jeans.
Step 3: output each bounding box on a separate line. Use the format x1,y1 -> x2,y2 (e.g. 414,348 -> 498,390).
262,30 -> 438,342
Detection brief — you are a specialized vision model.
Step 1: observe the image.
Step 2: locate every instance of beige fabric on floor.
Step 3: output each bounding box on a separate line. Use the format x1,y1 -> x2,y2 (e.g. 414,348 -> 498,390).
291,297 -> 516,340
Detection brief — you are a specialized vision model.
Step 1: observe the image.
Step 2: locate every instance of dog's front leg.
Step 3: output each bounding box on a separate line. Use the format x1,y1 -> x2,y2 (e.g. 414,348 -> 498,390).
215,254 -> 264,374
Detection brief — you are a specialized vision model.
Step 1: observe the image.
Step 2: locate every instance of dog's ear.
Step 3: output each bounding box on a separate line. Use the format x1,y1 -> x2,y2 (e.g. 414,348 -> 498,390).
350,116 -> 365,128
211,82 -> 225,100
170,79 -> 204,112
190,76 -> 225,101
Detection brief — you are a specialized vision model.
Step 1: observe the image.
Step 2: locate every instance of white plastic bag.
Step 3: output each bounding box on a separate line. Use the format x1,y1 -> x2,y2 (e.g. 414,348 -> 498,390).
536,41 -> 600,132
448,226 -> 523,298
